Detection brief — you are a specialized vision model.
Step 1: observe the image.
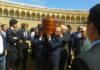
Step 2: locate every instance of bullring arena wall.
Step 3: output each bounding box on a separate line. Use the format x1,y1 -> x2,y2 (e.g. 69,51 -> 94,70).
0,17 -> 84,32
0,0 -> 88,32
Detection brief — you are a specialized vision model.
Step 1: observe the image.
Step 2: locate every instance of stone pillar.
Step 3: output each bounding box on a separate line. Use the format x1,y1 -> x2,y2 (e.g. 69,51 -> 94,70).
80,16 -> 82,23
2,9 -> 4,16
19,11 -> 21,18
75,16 -> 76,23
8,9 -> 10,17
25,12 -> 26,19
14,10 -> 15,18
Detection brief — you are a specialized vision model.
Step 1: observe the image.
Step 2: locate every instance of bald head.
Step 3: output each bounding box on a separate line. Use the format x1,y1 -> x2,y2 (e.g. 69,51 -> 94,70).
81,26 -> 87,37
56,27 -> 61,31
54,27 -> 61,36
60,24 -> 68,34
81,27 -> 86,32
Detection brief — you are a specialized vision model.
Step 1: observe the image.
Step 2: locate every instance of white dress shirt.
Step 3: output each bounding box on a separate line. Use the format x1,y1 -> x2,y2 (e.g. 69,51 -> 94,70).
1,31 -> 6,38
31,32 -> 35,37
0,34 -> 4,54
24,31 -> 28,37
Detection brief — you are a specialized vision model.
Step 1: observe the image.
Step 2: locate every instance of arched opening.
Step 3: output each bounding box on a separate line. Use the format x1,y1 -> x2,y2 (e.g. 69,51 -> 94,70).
42,14 -> 45,19
32,13 -> 36,19
0,8 -> 2,16
9,10 -> 14,17
26,12 -> 30,19
85,17 -> 88,22
46,14 -> 50,19
37,13 -> 41,20
81,17 -> 85,24
66,16 -> 70,22
71,16 -> 75,23
21,11 -> 25,18
56,15 -> 60,20
51,15 -> 55,19
15,10 -> 20,18
3,9 -> 8,17
76,16 -> 80,24
61,15 -> 65,21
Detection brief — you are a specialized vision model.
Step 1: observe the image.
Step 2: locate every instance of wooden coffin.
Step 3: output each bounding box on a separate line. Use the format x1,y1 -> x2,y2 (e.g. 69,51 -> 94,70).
42,19 -> 57,36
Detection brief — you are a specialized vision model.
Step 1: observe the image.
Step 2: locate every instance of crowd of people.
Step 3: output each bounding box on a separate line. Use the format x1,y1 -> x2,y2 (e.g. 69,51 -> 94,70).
0,3 -> 100,70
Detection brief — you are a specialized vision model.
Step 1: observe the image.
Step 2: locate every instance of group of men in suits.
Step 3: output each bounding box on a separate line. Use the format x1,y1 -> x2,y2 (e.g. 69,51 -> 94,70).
0,19 -> 71,70
31,20 -> 91,70
71,3 -> 100,70
0,3 -> 100,70
0,19 -> 91,70
32,24 -> 71,70
0,19 -> 31,70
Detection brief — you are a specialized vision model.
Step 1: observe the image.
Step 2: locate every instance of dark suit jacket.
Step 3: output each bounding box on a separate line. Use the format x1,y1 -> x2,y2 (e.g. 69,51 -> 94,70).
72,32 -> 82,56
46,36 -> 63,70
6,28 -> 20,61
60,32 -> 70,60
47,36 -> 63,61
72,42 -> 100,70
61,32 -> 70,52
6,28 -> 20,45
18,29 -> 31,41
32,35 -> 45,58
18,29 -> 31,49
75,37 -> 86,56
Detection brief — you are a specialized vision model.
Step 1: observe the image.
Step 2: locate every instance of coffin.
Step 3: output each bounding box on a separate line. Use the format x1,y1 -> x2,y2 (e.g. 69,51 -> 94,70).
42,19 -> 57,36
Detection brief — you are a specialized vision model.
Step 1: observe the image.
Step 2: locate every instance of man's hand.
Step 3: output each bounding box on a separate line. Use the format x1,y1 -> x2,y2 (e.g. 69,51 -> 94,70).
19,40 -> 22,43
26,40 -> 30,43
47,33 -> 51,40
13,37 -> 18,40
60,34 -> 63,37
39,34 -> 43,41
5,50 -> 7,56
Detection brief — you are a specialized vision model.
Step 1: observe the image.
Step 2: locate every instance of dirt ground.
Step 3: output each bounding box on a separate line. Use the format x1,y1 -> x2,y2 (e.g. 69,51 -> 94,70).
17,56 -> 37,70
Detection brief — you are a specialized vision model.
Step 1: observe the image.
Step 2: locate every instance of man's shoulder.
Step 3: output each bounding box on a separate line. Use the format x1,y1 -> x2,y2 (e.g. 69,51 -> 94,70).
72,47 -> 92,70
72,32 -> 78,35
72,32 -> 79,37
79,43 -> 100,58
52,36 -> 61,41
18,29 -> 24,32
77,49 -> 93,61
6,28 -> 12,32
75,44 -> 100,70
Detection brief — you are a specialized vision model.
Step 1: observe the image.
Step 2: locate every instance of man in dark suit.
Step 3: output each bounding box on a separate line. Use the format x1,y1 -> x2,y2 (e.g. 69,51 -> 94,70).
71,26 -> 83,56
18,23 -> 31,70
47,27 -> 63,70
72,4 -> 100,70
31,24 -> 42,60
72,26 -> 87,56
66,25 -> 73,69
6,19 -> 20,70
32,29 -> 46,70
59,25 -> 70,70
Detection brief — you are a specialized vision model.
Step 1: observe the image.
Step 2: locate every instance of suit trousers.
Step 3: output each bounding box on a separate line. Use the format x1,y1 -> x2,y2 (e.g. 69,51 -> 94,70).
59,50 -> 68,70
0,56 -> 6,70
